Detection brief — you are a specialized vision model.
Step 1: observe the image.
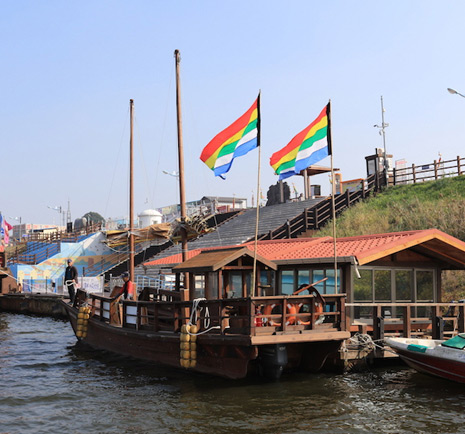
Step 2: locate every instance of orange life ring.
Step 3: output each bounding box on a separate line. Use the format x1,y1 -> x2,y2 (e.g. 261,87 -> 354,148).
263,304 -> 280,326
297,301 -> 324,326
286,303 -> 299,325
263,302 -> 325,327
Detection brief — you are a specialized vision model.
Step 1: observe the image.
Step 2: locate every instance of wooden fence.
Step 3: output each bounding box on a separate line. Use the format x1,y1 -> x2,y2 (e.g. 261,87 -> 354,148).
391,155 -> 465,185
346,302 -> 465,341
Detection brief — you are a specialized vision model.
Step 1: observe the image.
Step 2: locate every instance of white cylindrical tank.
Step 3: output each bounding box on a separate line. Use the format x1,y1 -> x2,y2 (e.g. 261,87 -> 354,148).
138,209 -> 162,228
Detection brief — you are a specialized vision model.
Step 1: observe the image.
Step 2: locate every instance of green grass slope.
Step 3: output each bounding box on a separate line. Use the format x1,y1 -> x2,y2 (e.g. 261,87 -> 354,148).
317,176 -> 465,300
319,176 -> 465,240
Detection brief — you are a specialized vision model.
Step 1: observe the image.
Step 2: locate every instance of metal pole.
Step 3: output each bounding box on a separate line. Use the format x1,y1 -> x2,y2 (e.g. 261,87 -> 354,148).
380,96 -> 388,185
329,100 -> 338,293
129,99 -> 135,279
252,91 -> 261,297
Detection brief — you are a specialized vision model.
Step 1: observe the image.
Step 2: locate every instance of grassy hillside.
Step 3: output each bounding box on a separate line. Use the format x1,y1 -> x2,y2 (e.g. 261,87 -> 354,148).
317,176 -> 465,300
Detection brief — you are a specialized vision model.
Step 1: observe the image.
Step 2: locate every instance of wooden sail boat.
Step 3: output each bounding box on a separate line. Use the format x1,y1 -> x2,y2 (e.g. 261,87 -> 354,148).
62,50 -> 350,379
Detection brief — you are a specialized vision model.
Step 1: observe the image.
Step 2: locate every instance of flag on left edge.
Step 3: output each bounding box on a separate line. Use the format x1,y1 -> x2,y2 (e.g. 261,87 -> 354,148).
200,95 -> 260,179
0,215 -> 12,246
270,102 -> 331,180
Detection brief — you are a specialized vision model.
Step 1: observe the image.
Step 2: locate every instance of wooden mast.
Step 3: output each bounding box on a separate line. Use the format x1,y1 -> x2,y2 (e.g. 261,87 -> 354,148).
129,99 -> 135,279
174,50 -> 189,292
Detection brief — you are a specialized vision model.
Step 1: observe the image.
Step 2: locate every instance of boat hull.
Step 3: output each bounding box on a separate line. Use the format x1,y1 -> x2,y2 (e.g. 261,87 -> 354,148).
385,337 -> 465,383
63,301 -> 347,379
63,301 -> 256,379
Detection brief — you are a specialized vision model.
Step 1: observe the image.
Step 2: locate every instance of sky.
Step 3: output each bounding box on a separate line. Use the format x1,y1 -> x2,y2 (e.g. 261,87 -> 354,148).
2,1 -> 465,226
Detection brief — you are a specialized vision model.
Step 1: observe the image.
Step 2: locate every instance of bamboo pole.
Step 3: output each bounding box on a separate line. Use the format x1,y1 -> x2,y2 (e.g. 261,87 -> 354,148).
174,50 -> 188,264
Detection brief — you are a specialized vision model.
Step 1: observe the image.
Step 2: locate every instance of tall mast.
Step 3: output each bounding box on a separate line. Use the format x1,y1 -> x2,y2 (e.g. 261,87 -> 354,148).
174,49 -> 188,263
129,99 -> 135,279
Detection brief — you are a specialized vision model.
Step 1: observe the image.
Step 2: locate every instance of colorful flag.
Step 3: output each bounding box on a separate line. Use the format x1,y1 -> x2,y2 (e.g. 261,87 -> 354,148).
200,95 -> 260,179
0,215 -> 12,245
270,103 -> 331,180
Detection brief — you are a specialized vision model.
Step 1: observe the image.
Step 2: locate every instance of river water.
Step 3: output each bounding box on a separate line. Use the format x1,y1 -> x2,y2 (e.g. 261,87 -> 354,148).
0,313 -> 464,434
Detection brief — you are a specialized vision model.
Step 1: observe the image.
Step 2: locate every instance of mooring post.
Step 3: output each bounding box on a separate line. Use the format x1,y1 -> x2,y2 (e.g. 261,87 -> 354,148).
458,304 -> 465,333
403,305 -> 411,338
432,305 -> 444,340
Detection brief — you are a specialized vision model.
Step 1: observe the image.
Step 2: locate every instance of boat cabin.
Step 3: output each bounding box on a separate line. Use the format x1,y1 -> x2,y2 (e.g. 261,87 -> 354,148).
172,247 -> 276,300
148,228 -> 465,339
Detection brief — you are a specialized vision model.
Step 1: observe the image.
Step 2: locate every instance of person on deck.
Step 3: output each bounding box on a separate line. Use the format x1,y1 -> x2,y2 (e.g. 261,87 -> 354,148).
64,259 -> 78,303
113,271 -> 135,300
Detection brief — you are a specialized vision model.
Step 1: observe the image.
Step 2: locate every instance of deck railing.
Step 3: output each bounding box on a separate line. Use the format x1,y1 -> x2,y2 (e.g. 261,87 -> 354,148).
79,290 -> 347,337
259,171 -> 385,240
346,302 -> 465,340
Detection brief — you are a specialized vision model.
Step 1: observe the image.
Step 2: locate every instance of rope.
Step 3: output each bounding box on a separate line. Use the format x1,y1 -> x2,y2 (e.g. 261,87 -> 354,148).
187,298 -> 220,335
347,333 -> 398,355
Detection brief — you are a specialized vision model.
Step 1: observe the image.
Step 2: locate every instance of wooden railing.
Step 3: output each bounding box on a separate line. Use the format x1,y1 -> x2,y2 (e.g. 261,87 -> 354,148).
346,302 -> 465,340
391,155 -> 465,185
9,242 -> 61,265
259,171 -> 385,240
79,291 -> 347,337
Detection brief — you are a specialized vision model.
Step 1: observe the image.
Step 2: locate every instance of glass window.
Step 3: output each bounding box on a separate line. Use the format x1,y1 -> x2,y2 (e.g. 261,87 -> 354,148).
395,270 -> 412,301
193,275 -> 205,299
281,270 -> 294,295
325,269 -> 341,294
260,270 -> 273,296
312,270 -> 325,293
298,270 -> 310,287
417,270 -> 434,301
354,269 -> 372,301
229,272 -> 242,298
374,270 -> 391,301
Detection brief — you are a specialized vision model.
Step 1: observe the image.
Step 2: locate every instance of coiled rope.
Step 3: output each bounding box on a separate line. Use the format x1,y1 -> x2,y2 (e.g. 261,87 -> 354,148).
187,298 -> 221,335
347,332 -> 397,355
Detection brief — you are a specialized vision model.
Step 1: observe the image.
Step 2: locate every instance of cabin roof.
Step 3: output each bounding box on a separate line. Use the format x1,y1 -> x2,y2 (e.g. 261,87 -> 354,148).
172,246 -> 277,273
144,229 -> 465,270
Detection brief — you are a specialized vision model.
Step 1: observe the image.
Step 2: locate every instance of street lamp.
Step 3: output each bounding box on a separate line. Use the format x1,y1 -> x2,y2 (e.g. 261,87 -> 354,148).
48,205 -> 65,228
374,96 -> 389,185
162,170 -> 179,178
447,88 -> 465,98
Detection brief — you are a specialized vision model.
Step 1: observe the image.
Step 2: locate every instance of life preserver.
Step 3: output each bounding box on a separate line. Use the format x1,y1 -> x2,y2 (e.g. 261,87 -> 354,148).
263,304 -> 280,326
263,301 -> 325,327
286,303 -> 299,325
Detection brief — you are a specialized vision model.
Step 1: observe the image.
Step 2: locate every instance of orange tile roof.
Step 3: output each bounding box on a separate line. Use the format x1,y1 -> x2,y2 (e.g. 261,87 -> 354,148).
144,229 -> 465,268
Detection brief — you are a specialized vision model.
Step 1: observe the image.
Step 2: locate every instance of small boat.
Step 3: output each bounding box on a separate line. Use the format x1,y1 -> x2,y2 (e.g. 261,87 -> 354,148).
385,335 -> 465,383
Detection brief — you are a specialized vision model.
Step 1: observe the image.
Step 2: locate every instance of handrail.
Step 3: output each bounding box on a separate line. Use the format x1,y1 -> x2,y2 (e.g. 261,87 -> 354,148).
78,292 -> 347,336
259,171 -> 385,241
346,301 -> 465,340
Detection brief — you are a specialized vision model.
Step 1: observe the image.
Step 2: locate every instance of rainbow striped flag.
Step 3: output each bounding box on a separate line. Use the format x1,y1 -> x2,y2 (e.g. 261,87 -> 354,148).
270,103 -> 331,180
200,95 -> 260,179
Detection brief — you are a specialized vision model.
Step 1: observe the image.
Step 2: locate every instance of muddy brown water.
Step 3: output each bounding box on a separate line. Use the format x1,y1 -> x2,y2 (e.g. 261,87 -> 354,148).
0,312 -> 464,434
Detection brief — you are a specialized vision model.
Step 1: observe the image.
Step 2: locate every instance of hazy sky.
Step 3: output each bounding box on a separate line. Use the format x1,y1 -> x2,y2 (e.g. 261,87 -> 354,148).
2,1 -> 465,225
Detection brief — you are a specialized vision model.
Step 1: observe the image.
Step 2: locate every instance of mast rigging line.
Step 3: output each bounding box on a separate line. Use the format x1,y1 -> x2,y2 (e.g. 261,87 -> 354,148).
151,61 -> 175,209
104,106 -> 130,220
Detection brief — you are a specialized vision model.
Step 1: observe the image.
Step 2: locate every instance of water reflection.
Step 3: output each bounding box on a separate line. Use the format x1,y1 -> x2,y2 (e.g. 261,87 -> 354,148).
1,312 -> 465,434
